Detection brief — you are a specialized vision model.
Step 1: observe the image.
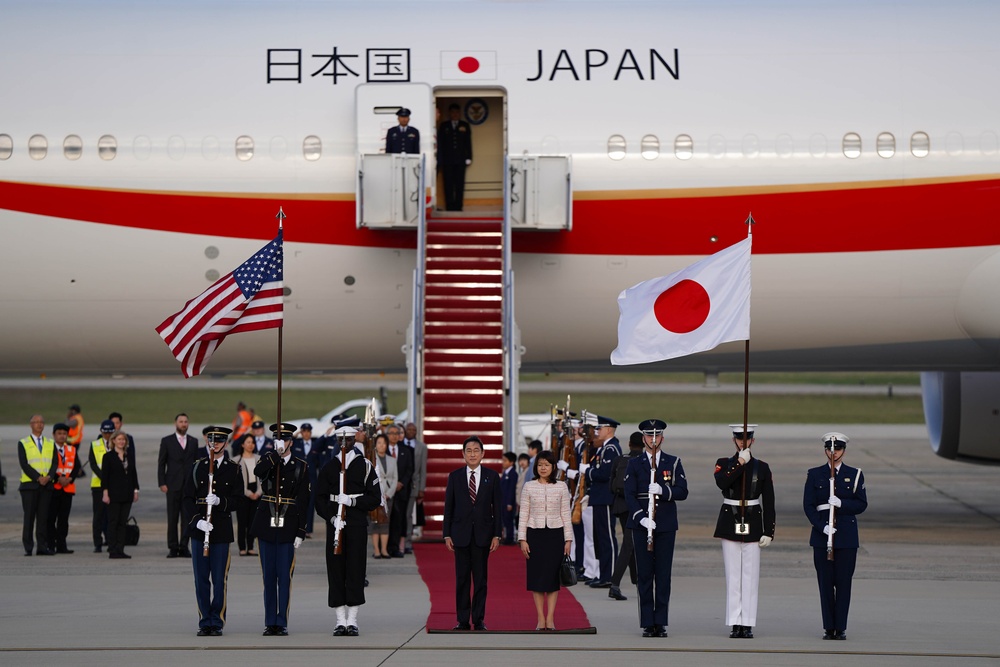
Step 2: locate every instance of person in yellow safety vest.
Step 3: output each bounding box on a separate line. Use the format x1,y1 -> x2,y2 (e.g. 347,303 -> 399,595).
66,404 -> 85,449
89,420 -> 116,553
48,423 -> 83,553
18,414 -> 57,556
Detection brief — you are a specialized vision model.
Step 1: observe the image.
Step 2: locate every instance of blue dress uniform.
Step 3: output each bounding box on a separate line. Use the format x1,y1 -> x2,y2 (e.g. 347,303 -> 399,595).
183,426 -> 243,636
437,105 -> 473,211
252,423 -> 311,636
583,416 -> 621,586
802,432 -> 868,640
499,462 -> 518,544
624,419 -> 688,637
385,108 -> 420,154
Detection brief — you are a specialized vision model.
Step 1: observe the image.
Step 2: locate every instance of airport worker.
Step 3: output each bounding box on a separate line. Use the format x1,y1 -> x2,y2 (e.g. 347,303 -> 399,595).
442,435 -> 503,631
437,102 -> 473,210
18,414 -> 57,556
714,424 -> 776,639
158,413 -> 199,558
624,418 -> 688,637
580,415 -> 621,588
291,423 -> 326,537
803,432 -> 868,641
231,401 -> 253,448
386,423 -> 414,558
607,430 -> 645,601
315,422 -> 382,636
89,420 -> 116,552
47,423 -> 83,553
182,426 -> 242,636
66,404 -> 84,449
385,107 -> 420,154
253,422 -> 310,636
403,421 -> 427,550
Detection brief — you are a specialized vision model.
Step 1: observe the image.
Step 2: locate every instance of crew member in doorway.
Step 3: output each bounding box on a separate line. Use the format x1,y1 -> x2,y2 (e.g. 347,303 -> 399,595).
438,103 -> 472,210
386,108 -> 420,154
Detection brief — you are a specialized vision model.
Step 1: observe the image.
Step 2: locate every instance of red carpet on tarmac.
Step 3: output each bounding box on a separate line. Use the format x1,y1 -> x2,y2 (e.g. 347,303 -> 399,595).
415,542 -> 595,633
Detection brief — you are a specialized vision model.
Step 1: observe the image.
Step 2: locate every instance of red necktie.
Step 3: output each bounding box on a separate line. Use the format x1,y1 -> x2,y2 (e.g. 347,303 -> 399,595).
469,470 -> 477,503
390,446 -> 396,458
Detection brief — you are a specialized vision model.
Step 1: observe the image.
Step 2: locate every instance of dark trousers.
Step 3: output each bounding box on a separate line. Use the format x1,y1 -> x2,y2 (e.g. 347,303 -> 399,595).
611,513 -> 637,587
192,538 -> 231,629
91,488 -> 108,548
327,524 -> 367,608
47,490 -> 74,551
633,530 -> 675,628
454,542 -> 490,625
573,521 -> 585,571
388,489 -> 409,553
813,547 -> 858,631
259,539 -> 296,628
107,500 -> 132,555
501,504 -> 516,544
592,504 -> 618,583
20,486 -> 52,554
441,163 -> 467,210
166,488 -> 190,550
236,496 -> 258,552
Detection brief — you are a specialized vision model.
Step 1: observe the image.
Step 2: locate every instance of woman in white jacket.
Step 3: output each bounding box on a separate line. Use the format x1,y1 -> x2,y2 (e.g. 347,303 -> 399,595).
369,433 -> 397,558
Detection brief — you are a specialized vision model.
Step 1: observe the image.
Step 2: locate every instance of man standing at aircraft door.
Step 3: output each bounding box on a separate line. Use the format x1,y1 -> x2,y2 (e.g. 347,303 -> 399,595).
438,103 -> 472,211
385,108 -> 420,154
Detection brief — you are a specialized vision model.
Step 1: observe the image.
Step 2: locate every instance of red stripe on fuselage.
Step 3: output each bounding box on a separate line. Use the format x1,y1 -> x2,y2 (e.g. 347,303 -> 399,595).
1,178 -> 998,255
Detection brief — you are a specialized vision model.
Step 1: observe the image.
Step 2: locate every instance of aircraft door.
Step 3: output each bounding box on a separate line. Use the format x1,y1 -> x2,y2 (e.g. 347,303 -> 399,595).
355,83 -> 433,228
508,155 -> 572,230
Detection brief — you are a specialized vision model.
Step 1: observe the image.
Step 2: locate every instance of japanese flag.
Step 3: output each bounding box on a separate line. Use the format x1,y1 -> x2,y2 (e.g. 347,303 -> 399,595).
440,51 -> 497,80
611,236 -> 751,365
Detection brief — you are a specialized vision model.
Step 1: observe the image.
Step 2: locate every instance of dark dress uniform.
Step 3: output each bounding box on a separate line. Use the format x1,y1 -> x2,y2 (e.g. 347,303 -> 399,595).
585,434 -> 620,585
803,452 -> 867,639
183,434 -> 244,636
625,448 -> 688,635
315,443 -> 382,635
437,117 -> 472,210
385,125 -> 420,154
252,444 -> 310,635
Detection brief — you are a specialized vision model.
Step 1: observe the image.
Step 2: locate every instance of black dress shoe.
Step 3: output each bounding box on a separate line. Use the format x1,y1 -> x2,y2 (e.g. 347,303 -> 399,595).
56,548 -> 74,554
333,625 -> 347,636
178,548 -> 193,558
822,629 -> 835,640
24,552 -> 32,557
37,548 -> 55,556
346,625 -> 359,636
608,586 -> 627,601
262,627 -> 276,636
120,553 -> 132,559
834,631 -> 846,640
167,549 -> 180,558
656,626 -> 668,638
742,626 -> 754,639
730,625 -> 743,638
93,546 -> 102,553
589,580 -> 611,588
210,627 -> 223,636
453,623 -> 471,631
642,626 -> 656,638
473,623 -> 487,631
390,552 -> 404,558
197,627 -> 212,636
109,553 -> 126,559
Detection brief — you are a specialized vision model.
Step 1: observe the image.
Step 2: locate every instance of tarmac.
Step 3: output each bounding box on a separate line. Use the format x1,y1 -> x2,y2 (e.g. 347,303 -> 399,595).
0,423 -> 997,666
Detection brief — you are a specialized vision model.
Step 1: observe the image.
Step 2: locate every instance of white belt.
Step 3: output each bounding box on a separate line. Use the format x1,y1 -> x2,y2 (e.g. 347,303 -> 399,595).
329,493 -> 362,501
817,503 -> 830,510
723,498 -> 761,507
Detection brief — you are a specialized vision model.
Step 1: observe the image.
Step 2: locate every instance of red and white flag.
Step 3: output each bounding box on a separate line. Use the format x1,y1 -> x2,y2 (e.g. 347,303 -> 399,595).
440,51 -> 497,80
611,236 -> 751,365
156,232 -> 283,378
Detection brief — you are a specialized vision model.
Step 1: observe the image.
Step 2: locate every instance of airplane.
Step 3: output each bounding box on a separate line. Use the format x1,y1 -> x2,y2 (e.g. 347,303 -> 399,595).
1,0 -> 999,464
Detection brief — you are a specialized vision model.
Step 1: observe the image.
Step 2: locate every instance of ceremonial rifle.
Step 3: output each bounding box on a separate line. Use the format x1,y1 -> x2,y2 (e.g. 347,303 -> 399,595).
203,453 -> 215,557
827,451 -> 836,561
647,448 -> 656,552
363,400 -> 388,525
571,411 -> 593,525
558,396 -> 577,486
333,431 -> 348,555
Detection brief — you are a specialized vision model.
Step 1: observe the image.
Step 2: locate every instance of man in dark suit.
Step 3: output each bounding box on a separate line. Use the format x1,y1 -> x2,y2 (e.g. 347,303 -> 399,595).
386,424 -> 413,557
290,423 -> 327,537
803,432 -> 868,641
158,413 -> 200,558
437,103 -> 472,210
443,436 -> 502,631
385,108 -> 420,154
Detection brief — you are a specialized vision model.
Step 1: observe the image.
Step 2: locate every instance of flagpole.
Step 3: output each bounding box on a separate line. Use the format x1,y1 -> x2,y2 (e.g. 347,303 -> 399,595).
742,212 -> 754,437
276,207 -> 286,426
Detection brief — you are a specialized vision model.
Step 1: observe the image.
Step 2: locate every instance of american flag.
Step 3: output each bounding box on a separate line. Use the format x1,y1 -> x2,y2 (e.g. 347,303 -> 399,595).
156,232 -> 283,378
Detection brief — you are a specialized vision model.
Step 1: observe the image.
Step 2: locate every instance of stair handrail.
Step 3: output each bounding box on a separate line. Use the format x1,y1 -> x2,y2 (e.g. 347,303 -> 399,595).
502,155 -> 518,453
407,154 -> 427,435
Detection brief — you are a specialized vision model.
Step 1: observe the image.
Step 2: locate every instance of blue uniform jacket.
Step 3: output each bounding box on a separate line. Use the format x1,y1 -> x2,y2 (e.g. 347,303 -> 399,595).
584,437 -> 620,506
385,125 -> 420,154
803,463 -> 867,549
624,451 -> 688,532
500,466 -> 517,508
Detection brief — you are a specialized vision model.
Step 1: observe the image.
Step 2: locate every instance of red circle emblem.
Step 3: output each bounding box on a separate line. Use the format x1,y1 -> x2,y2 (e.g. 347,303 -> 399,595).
458,57 -> 480,74
653,279 -> 710,333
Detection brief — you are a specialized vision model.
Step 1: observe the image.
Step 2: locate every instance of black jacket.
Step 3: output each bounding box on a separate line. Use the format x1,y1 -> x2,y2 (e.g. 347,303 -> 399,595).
251,451 -> 310,542
184,455 -> 244,544
713,454 -> 776,542
442,466 -> 502,548
101,449 -> 139,502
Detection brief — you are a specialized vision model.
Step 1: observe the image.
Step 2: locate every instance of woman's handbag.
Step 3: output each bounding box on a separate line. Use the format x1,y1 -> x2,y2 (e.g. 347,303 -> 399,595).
125,516 -> 141,546
559,555 -> 578,587
415,500 -> 426,527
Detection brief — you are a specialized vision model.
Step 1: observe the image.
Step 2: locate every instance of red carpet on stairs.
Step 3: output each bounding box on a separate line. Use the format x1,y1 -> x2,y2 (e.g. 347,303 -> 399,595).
415,542 -> 595,633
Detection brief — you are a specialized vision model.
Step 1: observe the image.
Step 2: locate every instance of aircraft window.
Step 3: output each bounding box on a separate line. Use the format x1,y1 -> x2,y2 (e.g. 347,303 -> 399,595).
742,135 -> 760,158
205,269 -> 220,282
674,134 -> 693,160
98,135 -> 116,161
607,135 -> 626,160
640,135 -> 659,160
876,132 -> 895,158
0,134 -> 11,160
28,134 -> 47,160
776,134 -> 794,158
910,131 -> 930,158
236,135 -> 254,161
842,132 -> 862,159
63,135 -> 83,161
303,135 -> 322,161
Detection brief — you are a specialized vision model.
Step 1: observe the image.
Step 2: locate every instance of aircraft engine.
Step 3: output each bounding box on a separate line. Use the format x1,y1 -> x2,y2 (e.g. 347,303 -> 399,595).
921,371 -> 1000,464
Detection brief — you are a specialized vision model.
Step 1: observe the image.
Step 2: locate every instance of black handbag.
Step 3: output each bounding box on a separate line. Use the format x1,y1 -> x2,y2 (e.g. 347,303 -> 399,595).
415,501 -> 426,527
125,516 -> 140,546
559,555 -> 578,587
0,475 -> 6,495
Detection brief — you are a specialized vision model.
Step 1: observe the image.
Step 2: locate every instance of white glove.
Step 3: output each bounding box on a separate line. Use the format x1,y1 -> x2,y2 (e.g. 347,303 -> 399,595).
293,536 -> 304,549
648,482 -> 663,496
579,495 -> 589,510
578,463 -> 590,475
556,460 -> 569,472
566,469 -> 579,480
828,495 -> 842,508
197,519 -> 213,533
465,159 -> 471,165
823,525 -> 837,536
336,493 -> 355,507
275,440 -> 286,454
759,535 -> 772,548
331,516 -> 346,532
738,449 -> 751,464
640,517 -> 656,530
204,493 -> 220,506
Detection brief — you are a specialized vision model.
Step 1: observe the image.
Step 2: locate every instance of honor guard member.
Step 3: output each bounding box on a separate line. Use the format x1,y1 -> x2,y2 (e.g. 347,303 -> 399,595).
315,421 -> 382,636
714,424 -> 776,639
89,420 -> 116,552
385,108 -> 420,154
48,423 -> 83,553
624,419 -> 689,637
564,416 -> 598,581
803,432 -> 867,641
18,415 -> 57,556
253,422 -> 310,636
291,423 -> 326,537
183,426 -> 244,637
579,415 -> 621,588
